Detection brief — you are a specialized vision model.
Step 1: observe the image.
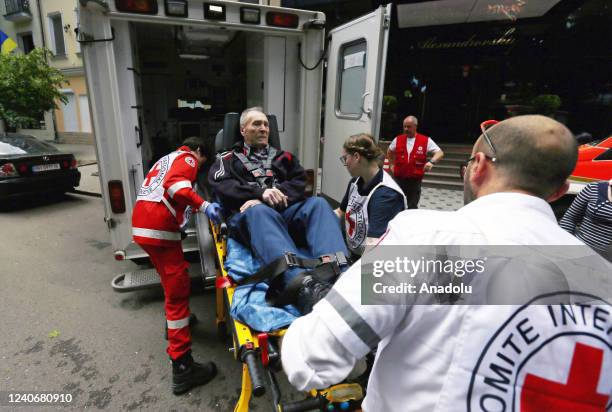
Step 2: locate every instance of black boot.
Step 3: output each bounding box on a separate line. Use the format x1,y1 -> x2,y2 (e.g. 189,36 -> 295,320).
295,274 -> 332,314
172,351 -> 217,395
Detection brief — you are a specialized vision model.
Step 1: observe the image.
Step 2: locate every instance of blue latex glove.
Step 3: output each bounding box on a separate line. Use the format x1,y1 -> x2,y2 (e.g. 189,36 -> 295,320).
203,202 -> 223,224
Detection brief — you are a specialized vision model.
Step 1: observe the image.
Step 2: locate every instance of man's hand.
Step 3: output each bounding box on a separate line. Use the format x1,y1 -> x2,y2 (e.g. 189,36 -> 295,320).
240,199 -> 263,213
424,161 -> 434,172
262,188 -> 288,208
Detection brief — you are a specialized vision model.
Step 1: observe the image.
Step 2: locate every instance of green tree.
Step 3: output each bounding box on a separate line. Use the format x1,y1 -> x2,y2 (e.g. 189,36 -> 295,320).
0,48 -> 67,130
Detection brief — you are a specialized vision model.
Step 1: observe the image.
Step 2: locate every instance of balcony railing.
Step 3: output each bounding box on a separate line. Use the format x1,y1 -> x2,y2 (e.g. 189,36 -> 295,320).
4,0 -> 32,22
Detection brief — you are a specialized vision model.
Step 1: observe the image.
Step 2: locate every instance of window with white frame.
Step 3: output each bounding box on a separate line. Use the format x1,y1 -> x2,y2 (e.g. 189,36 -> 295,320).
48,13 -> 66,56
337,40 -> 367,117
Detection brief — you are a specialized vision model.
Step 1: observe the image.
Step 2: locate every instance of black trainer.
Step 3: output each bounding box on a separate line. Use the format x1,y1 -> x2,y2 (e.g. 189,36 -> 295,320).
172,352 -> 217,395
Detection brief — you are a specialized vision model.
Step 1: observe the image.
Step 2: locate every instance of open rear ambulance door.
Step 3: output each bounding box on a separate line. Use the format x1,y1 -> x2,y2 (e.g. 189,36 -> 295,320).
321,4 -> 391,203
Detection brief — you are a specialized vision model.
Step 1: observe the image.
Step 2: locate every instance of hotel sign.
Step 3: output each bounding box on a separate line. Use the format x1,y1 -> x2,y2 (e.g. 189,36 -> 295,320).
418,28 -> 516,50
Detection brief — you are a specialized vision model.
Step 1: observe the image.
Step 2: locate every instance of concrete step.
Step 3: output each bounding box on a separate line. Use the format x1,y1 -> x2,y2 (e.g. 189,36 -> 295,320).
432,164 -> 460,172
427,170 -> 462,181
438,143 -> 473,154
422,178 -> 464,190
438,153 -> 470,161
436,157 -> 466,166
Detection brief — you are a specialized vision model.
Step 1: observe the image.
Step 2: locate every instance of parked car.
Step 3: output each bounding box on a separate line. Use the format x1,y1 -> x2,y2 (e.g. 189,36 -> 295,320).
570,135 -> 612,183
0,133 -> 81,200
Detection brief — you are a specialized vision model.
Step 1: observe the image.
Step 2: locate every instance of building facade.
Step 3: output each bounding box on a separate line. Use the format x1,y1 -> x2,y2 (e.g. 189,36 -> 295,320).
1,0 -> 92,143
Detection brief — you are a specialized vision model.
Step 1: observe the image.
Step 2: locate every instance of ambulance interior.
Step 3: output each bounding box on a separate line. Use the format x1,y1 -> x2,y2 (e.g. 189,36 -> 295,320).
127,22 -> 300,175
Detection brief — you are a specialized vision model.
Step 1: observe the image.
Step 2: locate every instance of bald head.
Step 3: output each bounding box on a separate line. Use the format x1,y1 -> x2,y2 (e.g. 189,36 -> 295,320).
475,115 -> 577,199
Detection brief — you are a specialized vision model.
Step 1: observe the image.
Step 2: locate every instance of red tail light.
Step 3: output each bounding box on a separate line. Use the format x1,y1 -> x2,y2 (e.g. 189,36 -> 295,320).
70,158 -> 78,169
62,160 -> 69,169
115,0 -> 158,14
17,163 -> 29,174
0,163 -> 18,177
266,12 -> 299,28
108,180 -> 126,213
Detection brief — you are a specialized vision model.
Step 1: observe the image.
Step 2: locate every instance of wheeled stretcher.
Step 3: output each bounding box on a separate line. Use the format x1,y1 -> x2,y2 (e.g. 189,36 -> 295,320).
208,113 -> 366,411
210,221 -> 365,412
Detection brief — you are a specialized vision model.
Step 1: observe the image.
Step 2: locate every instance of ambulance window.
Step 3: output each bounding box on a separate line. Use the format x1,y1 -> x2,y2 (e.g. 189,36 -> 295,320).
337,40 -> 366,117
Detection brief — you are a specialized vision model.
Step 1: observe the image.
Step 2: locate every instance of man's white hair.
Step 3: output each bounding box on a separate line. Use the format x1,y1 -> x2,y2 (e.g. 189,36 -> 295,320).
404,115 -> 418,125
240,106 -> 266,128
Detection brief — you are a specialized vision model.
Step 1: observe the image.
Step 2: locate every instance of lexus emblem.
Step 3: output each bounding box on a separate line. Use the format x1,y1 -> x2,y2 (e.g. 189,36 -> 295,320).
42,156 -> 49,162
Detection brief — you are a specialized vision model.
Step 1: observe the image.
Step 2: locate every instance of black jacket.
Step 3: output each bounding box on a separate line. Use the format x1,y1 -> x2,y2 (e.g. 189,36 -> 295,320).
208,142 -> 306,214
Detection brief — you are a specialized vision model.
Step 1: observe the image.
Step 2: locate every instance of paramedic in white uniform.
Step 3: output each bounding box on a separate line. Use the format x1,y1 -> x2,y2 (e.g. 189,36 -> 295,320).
281,115 -> 612,411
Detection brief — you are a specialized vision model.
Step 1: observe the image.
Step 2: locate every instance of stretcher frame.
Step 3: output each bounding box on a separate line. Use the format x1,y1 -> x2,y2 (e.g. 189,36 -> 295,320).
210,221 -> 365,412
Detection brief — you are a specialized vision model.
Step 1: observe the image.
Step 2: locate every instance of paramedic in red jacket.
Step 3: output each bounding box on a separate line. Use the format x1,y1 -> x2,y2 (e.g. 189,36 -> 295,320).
387,115 -> 444,208
132,136 -> 222,395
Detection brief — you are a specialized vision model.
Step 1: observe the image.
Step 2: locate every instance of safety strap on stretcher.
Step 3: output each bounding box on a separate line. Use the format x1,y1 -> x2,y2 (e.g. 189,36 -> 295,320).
236,251 -> 349,287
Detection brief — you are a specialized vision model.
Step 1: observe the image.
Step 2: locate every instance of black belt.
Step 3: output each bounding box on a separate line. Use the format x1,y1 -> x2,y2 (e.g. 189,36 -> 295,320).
237,251 -> 349,287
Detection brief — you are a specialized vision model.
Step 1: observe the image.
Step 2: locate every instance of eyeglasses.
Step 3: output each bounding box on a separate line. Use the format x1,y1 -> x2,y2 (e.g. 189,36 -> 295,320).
459,155 -> 496,179
339,153 -> 351,166
459,120 -> 499,179
480,120 -> 499,160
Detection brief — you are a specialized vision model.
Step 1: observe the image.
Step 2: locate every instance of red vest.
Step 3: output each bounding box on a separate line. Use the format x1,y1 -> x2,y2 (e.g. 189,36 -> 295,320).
393,133 -> 429,179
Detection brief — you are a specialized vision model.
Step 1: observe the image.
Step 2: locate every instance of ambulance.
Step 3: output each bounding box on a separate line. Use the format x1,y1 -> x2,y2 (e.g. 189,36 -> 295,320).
78,0 -> 391,274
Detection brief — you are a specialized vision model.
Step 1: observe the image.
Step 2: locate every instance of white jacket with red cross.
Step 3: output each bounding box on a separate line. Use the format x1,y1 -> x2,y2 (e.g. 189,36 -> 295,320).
132,146 -> 209,247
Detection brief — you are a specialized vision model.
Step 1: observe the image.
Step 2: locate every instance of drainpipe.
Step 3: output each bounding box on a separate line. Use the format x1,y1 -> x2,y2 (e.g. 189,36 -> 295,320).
36,0 -> 60,141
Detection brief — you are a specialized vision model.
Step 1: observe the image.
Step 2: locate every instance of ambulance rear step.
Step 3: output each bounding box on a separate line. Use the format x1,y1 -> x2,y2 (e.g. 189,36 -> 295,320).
111,263 -> 204,292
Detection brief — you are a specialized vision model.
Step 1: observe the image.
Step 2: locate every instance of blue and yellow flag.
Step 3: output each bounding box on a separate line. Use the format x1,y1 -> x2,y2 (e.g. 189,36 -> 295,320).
0,30 -> 18,54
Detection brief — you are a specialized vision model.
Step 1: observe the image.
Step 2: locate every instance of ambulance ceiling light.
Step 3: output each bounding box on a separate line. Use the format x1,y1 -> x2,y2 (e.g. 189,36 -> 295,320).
266,11 -> 299,29
115,0 -> 158,14
240,7 -> 260,25
165,0 -> 188,18
204,3 -> 226,21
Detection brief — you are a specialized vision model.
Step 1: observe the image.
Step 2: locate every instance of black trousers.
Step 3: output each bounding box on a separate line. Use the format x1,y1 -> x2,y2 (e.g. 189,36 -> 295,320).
395,177 -> 422,209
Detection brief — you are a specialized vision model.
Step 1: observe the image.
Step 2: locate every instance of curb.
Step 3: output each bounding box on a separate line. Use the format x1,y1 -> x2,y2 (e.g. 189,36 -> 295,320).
72,189 -> 102,198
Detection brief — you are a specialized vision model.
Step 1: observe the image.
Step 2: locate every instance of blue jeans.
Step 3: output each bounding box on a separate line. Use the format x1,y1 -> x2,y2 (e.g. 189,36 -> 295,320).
228,197 -> 348,287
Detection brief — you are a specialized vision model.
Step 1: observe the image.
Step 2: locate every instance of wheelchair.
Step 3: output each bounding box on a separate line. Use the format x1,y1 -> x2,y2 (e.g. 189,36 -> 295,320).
208,113 -> 366,412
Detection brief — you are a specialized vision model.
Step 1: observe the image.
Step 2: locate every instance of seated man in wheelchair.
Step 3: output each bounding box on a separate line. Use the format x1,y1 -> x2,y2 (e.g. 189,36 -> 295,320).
208,107 -> 349,314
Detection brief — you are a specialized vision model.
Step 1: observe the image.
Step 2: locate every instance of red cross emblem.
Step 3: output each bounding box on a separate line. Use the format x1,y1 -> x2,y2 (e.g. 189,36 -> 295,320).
521,342 -> 609,411
143,162 -> 161,187
346,210 -> 356,237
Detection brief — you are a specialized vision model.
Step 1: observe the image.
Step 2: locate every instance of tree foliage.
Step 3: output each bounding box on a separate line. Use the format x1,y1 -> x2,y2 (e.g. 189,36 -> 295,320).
0,48 -> 67,128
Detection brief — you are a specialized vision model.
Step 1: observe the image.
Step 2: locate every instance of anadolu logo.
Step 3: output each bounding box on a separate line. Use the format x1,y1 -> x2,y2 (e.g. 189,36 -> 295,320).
467,292 -> 612,411
185,156 -> 195,167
